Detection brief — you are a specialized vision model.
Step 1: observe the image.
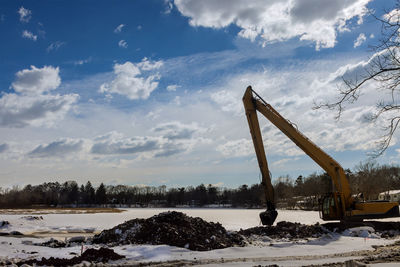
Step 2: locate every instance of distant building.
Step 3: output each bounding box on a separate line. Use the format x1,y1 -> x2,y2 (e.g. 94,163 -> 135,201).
378,190 -> 400,203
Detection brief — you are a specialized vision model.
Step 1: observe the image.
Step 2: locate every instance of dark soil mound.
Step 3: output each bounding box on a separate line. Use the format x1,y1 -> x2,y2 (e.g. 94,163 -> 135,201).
239,221 -> 328,240
0,220 -> 9,227
80,247 -> 124,262
37,238 -> 67,248
18,247 -> 124,266
92,211 -> 244,251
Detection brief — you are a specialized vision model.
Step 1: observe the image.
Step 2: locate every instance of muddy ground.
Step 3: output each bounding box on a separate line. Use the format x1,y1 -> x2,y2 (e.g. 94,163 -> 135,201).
239,221 -> 327,240
299,240 -> 400,266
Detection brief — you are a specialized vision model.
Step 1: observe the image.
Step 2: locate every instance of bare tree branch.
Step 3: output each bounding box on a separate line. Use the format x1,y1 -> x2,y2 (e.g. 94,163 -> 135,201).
315,2 -> 400,157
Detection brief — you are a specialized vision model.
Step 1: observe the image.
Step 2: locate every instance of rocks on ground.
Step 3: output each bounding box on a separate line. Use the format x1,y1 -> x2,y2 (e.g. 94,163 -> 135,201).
361,240 -> 400,264
20,216 -> 43,221
323,221 -> 400,238
0,231 -> 23,236
35,238 -> 67,248
17,247 -> 124,267
0,221 -> 9,227
36,236 -> 89,248
93,211 -> 245,251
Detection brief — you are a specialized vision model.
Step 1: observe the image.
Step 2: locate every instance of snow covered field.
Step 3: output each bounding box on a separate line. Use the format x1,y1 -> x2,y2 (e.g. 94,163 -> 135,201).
0,208 -> 325,234
1,208 -> 400,266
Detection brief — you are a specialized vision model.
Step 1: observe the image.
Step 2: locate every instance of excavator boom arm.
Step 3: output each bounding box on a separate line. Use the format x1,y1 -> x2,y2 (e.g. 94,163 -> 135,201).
253,96 -> 352,202
243,86 -> 352,212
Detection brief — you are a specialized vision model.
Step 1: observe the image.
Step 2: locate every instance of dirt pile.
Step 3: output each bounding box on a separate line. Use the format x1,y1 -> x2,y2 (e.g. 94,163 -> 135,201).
17,247 -> 124,266
239,221 -> 328,240
92,211 -> 244,251
21,215 -> 43,220
36,238 -> 67,248
0,230 -> 23,236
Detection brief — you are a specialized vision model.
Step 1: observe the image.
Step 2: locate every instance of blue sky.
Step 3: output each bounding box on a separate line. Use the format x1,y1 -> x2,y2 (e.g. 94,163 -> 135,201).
0,0 -> 399,188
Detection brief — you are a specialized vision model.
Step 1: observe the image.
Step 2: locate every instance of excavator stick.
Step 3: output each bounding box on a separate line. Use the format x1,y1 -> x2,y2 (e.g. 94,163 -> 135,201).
243,86 -> 278,226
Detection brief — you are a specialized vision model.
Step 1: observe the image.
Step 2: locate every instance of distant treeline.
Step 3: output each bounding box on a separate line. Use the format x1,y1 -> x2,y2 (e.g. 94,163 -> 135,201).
1,162 -> 399,209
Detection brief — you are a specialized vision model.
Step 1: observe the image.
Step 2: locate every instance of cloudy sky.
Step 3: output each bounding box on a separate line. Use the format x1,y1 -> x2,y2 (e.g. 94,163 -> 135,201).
1,0 -> 399,188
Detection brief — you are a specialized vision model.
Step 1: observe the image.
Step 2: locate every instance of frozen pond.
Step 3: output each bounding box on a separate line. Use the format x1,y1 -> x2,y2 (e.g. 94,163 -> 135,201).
0,208 -> 323,234
2,208 -> 400,235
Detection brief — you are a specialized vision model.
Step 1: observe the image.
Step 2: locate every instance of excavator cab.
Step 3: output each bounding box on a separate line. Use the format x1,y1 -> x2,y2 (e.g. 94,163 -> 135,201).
319,193 -> 344,221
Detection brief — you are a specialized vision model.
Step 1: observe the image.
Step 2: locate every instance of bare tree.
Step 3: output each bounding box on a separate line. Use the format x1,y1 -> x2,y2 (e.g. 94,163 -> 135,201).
315,2 -> 400,156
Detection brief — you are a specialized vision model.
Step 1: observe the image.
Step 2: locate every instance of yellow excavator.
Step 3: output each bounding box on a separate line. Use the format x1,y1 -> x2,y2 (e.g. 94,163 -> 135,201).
243,86 -> 399,226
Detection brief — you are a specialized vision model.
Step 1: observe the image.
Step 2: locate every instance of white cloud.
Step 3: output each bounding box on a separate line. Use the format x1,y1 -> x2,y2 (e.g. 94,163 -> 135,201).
74,58 -> 91,65
137,57 -> 164,70
18,6 -> 32,23
0,93 -> 78,128
323,48 -> 396,86
272,157 -> 300,167
114,24 -> 125,33
152,121 -> 204,140
118,40 -> 128,48
166,84 -> 180,91
99,58 -> 163,100
210,89 -> 241,115
28,138 -> 84,158
164,0 -> 174,14
47,41 -> 65,52
173,96 -> 181,105
91,134 -> 160,155
22,30 -> 37,41
353,33 -> 366,48
0,65 -> 78,128
217,138 -> 253,157
383,8 -> 400,24
174,0 -> 372,50
12,65 -> 61,95
90,121 -> 206,158
0,143 -> 8,153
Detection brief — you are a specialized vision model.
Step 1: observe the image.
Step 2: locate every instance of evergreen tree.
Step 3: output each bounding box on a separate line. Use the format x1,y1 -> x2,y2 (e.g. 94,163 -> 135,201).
84,181 -> 96,204
96,183 -> 107,205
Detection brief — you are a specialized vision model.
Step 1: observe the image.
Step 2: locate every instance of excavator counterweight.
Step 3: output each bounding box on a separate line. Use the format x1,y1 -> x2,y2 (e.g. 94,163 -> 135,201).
243,86 -> 399,225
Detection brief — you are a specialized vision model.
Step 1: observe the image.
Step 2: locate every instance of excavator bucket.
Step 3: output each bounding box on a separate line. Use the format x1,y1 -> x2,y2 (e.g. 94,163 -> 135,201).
260,209 -> 278,226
